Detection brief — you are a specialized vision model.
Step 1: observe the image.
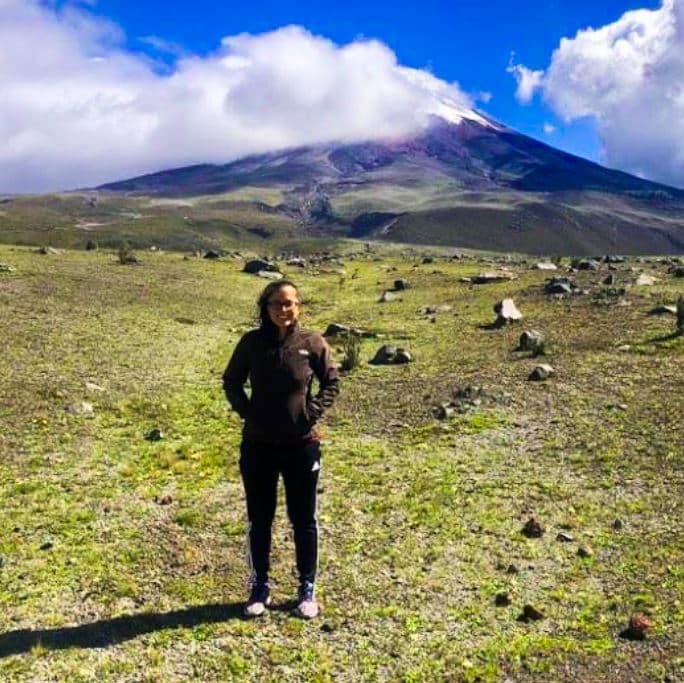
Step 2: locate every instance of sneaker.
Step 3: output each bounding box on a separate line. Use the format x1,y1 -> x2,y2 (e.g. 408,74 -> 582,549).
243,581 -> 271,618
293,581 -> 319,619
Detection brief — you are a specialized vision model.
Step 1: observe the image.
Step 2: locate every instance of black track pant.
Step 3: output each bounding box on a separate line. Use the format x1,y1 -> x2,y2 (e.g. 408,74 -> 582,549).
239,439 -> 321,585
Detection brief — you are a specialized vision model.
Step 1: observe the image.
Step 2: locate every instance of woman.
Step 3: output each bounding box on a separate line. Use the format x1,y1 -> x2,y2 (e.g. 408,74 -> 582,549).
222,279 -> 339,619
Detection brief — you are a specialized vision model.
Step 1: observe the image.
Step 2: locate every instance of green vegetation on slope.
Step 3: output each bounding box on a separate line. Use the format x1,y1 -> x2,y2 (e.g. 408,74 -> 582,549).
0,244 -> 683,682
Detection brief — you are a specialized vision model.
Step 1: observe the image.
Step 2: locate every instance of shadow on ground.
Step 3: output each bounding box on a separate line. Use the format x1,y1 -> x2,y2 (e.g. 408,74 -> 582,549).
0,603 -> 244,657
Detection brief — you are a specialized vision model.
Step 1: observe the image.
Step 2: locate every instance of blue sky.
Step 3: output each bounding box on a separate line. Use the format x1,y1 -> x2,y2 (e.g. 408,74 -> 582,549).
89,0 -> 660,163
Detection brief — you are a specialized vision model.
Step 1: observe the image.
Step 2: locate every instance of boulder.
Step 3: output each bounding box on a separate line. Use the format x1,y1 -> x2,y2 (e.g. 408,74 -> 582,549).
378,290 -> 396,303
518,329 -> 545,353
544,277 -> 574,295
243,259 -> 279,274
529,364 -> 554,381
393,278 -> 410,291
203,250 -> 221,260
648,305 -> 677,316
286,257 -> 307,267
573,258 -> 600,271
369,345 -> 412,365
257,270 -> 283,280
533,262 -> 558,271
473,271 -> 516,284
493,298 -> 523,325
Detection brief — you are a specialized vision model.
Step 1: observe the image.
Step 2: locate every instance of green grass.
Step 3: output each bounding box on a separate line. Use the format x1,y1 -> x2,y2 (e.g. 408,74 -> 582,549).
0,243 -> 683,681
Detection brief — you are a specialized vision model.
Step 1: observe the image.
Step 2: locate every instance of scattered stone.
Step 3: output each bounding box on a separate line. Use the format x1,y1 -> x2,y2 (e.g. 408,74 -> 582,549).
421,256 -> 434,264
533,262 -> 558,271
518,330 -> 545,354
495,592 -> 512,607
620,613 -> 652,640
518,604 -> 545,622
493,298 -> 523,326
393,278 -> 410,291
369,345 -> 412,365
577,546 -> 593,558
155,493 -> 174,505
473,271 -> 516,284
573,258 -> 600,271
522,517 -> 545,538
175,317 -> 196,325
243,258 -> 278,274
556,532 -> 574,543
84,382 -> 105,393
612,518 -> 624,531
37,246 -> 61,255
432,403 -> 454,420
40,541 -> 53,551
286,257 -> 307,268
528,364 -> 554,381
322,323 -> 374,338
459,277 -> 473,283
617,344 -> 632,352
419,304 -> 452,315
65,401 -> 95,417
648,305 -> 677,316
378,290 -> 396,303
256,270 -> 282,279
145,428 -> 164,442
602,274 -> 615,285
320,623 -> 335,634
636,273 -> 656,286
0,263 -> 15,273
544,277 -> 574,295
506,564 -> 519,574
604,255 -> 626,264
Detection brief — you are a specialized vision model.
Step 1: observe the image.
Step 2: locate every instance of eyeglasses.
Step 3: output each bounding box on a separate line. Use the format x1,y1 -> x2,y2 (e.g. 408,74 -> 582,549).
267,300 -> 299,310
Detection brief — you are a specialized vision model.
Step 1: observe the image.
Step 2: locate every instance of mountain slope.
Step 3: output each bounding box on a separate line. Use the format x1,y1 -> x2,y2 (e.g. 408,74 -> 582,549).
91,115 -> 684,254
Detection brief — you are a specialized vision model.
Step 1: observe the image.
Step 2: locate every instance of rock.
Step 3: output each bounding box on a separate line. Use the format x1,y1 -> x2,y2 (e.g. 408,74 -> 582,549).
473,271 -> 516,284
617,344 -> 631,352
243,259 -> 278,274
528,364 -> 554,381
518,330 -> 545,353
65,401 -> 95,417
203,250 -> 221,260
257,270 -> 283,279
495,592 -> 512,607
459,277 -> 473,283
670,266 -> 684,277
421,256 -> 434,264
602,274 -> 615,285
636,273 -> 656,286
534,262 -> 558,271
369,345 -> 412,365
612,518 -> 624,531
544,277 -> 574,295
378,290 -> 396,303
323,322 -> 350,337
577,546 -> 593,558
432,403 -> 455,420
556,532 -> 574,543
0,263 -> 15,273
522,517 -> 545,538
37,246 -> 61,255
506,564 -> 519,574
320,622 -> 335,633
604,255 -> 626,264
620,613 -> 652,640
393,279 -> 410,291
155,493 -> 173,505
286,257 -> 307,267
648,305 -> 677,316
145,428 -> 164,442
40,541 -> 53,551
493,298 -> 523,326
84,382 -> 105,393
573,258 -> 600,271
518,604 -> 545,622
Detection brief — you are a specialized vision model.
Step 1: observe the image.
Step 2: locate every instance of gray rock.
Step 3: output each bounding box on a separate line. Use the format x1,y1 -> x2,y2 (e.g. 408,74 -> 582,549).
533,262 -> 558,271
370,345 -> 397,365
145,428 -> 164,442
0,263 -> 16,273
473,271 -> 516,284
518,329 -> 545,353
257,270 -> 283,279
556,531 -> 574,543
286,257 -> 307,267
648,305 -> 677,316
636,273 -> 656,286
494,298 -> 523,325
573,258 -> 600,271
394,349 -> 412,364
528,364 -> 554,381
393,279 -> 410,291
203,250 -> 221,259
65,401 -> 95,416
545,277 -> 574,295
378,290 -> 396,303
243,259 -> 279,274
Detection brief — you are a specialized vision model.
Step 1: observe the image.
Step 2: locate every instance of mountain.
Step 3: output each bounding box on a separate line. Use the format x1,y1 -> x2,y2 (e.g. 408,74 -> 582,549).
95,113 -> 684,254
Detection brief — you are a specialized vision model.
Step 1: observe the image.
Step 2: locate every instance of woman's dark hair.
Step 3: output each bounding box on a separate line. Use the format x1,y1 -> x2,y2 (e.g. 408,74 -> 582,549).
257,279 -> 301,331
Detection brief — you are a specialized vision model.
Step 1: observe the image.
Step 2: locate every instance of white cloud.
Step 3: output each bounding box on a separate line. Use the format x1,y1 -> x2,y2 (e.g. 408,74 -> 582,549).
507,61 -> 544,104
0,1 -> 478,193
510,0 -> 684,187
543,122 -> 556,135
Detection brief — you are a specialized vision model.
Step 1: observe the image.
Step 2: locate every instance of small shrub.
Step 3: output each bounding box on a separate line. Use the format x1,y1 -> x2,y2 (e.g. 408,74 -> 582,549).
85,239 -> 98,251
117,241 -> 138,265
340,331 -> 361,372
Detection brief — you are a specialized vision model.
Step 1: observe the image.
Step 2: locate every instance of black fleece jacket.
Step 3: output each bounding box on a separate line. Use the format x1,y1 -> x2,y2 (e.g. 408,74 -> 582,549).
222,324 -> 339,445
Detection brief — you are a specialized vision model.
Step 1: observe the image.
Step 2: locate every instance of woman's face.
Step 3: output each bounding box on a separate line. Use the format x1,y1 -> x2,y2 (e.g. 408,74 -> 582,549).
266,284 -> 300,332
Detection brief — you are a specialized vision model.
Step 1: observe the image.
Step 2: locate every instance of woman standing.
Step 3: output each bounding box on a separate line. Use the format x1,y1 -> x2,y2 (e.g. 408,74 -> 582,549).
222,280 -> 339,619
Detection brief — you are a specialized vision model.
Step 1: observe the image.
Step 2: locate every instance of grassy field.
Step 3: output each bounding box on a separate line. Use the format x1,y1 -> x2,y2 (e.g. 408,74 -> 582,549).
0,242 -> 683,682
